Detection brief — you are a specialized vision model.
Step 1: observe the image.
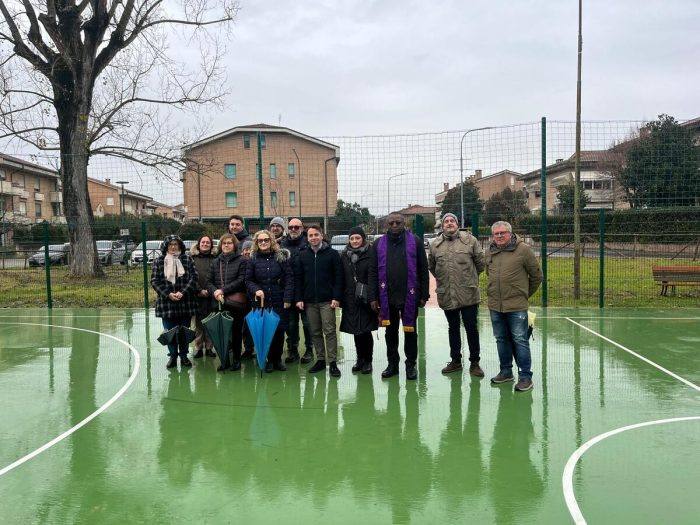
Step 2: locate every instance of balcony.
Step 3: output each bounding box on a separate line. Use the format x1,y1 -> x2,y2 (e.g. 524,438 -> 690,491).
0,181 -> 23,196
50,191 -> 63,203
19,190 -> 29,200
34,193 -> 45,202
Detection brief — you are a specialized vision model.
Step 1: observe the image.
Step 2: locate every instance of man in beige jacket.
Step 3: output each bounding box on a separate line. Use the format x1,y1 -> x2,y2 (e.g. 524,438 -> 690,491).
486,221 -> 542,392
429,212 -> 486,376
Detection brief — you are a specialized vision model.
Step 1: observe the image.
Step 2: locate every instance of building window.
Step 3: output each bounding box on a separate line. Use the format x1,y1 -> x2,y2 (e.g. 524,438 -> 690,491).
243,135 -> 251,149
35,177 -> 40,191
35,203 -> 42,217
224,164 -> 237,179
289,191 -> 296,207
225,192 -> 238,208
288,163 -> 295,178
52,202 -> 61,216
270,163 -> 276,179
19,201 -> 26,215
106,197 -> 114,206
14,174 -> 25,188
0,169 -> 5,180
270,191 -> 277,208
260,134 -> 266,148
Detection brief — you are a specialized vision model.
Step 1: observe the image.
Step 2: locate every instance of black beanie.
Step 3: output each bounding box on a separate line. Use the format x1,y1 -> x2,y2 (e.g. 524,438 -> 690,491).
348,226 -> 366,240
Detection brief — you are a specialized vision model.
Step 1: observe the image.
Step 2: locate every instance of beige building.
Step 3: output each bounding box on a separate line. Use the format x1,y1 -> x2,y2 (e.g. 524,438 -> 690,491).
0,154 -> 63,226
472,169 -> 525,201
181,124 -> 340,222
89,178 -> 154,218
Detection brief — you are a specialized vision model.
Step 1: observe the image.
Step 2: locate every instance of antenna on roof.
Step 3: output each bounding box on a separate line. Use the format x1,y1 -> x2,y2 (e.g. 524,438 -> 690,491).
278,114 -> 282,126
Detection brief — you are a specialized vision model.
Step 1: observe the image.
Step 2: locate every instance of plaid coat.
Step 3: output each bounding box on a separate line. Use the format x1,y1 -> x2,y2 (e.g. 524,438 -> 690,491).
151,252 -> 199,319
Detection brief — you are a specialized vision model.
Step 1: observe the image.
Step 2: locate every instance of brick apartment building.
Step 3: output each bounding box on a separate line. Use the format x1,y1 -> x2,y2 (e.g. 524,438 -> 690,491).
0,154 -> 63,225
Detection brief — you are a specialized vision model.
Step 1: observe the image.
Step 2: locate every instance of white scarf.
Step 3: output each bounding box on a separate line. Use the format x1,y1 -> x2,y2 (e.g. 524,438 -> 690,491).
164,252 -> 185,284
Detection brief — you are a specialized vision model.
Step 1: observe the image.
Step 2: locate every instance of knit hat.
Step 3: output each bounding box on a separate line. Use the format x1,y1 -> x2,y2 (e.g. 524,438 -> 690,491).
241,240 -> 253,252
348,226 -> 366,240
270,216 -> 286,228
441,212 -> 459,225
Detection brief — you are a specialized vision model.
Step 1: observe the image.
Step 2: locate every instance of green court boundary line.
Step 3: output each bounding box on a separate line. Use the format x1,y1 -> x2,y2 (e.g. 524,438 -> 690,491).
562,317 -> 700,524
0,322 -> 141,478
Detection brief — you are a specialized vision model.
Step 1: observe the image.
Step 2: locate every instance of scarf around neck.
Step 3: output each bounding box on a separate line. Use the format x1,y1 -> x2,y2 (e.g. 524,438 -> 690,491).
164,253 -> 185,284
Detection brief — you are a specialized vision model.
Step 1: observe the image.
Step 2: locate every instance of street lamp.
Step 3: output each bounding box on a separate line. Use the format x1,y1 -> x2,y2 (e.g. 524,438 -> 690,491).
459,127 -> 493,228
115,181 -> 129,270
292,148 -> 301,219
324,155 -> 339,233
386,172 -> 409,215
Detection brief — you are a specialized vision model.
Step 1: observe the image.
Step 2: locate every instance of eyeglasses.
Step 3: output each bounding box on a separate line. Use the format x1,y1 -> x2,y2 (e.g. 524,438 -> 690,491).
493,231 -> 510,236
288,225 -> 302,230
257,238 -> 271,244
220,241 -> 234,245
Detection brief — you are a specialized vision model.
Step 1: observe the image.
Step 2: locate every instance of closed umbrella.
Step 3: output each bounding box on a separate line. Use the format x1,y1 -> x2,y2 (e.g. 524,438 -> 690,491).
245,299 -> 280,376
157,325 -> 196,346
202,303 -> 234,366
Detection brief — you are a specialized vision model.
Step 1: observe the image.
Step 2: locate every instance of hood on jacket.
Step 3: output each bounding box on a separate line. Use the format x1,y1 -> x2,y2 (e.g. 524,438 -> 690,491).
189,243 -> 214,257
489,233 -> 521,254
251,248 -> 291,263
161,234 -> 186,255
432,230 -> 474,249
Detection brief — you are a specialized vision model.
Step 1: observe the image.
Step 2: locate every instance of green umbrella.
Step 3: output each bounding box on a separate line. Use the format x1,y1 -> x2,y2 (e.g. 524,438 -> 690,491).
202,302 -> 234,365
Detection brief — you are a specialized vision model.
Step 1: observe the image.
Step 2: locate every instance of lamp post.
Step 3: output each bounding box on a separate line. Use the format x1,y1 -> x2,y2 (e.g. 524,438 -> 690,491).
115,181 -> 129,271
292,148 -> 301,219
386,172 -> 409,215
324,156 -> 339,233
459,127 -> 493,228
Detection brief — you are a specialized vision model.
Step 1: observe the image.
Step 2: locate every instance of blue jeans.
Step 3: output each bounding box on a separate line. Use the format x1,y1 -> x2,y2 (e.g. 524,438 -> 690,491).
489,310 -> 532,379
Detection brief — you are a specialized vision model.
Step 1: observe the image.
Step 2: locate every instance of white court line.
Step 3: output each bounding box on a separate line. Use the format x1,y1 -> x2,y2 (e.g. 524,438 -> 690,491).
562,317 -> 700,524
0,322 -> 140,477
540,315 -> 700,320
563,416 -> 700,525
565,317 -> 700,392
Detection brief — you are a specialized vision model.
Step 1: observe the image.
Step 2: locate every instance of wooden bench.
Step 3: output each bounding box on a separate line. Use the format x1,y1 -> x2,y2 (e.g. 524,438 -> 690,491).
651,266 -> 700,296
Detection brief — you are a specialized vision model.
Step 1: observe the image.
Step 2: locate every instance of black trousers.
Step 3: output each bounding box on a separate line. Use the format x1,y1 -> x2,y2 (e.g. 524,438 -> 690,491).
267,328 -> 286,365
354,332 -> 374,362
385,305 -> 418,366
444,304 -> 480,363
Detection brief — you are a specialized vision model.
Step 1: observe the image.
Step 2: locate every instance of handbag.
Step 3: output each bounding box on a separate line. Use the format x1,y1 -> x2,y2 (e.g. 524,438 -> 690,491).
354,281 -> 368,304
221,261 -> 249,314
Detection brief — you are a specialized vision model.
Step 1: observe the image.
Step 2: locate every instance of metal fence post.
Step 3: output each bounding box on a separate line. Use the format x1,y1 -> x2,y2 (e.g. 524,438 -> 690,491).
471,212 -> 479,237
540,117 -> 548,308
44,221 -> 52,309
142,221 -> 149,310
415,214 -> 424,239
599,208 -> 605,309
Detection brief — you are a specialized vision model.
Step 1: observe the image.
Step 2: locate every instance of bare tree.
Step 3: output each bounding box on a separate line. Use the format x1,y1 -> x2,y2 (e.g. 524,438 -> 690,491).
0,0 -> 238,276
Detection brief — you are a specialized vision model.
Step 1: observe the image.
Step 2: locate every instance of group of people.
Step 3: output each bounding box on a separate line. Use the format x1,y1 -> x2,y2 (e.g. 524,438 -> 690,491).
151,211 -> 542,391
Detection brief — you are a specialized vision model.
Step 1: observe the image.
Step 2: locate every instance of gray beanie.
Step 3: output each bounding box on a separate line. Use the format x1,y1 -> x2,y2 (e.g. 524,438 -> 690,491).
442,212 -> 459,225
270,216 -> 286,228
241,240 -> 253,252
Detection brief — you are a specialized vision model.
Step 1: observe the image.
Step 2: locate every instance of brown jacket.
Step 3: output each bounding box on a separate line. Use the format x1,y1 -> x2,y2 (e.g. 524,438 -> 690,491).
485,235 -> 542,313
429,230 -> 485,310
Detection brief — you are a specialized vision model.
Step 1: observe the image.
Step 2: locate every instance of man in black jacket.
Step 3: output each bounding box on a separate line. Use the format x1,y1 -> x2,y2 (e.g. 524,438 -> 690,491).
295,225 -> 344,377
281,217 -> 314,363
369,213 -> 429,380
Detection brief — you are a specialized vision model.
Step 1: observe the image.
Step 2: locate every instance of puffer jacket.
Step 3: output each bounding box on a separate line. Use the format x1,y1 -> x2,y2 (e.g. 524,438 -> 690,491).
207,251 -> 247,298
190,244 -> 216,316
151,235 -> 199,319
245,248 -> 294,329
429,230 -> 485,310
485,235 -> 542,313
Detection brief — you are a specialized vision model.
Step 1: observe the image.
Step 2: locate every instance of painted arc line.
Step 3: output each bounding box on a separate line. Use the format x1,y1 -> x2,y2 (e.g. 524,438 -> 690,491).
565,317 -> 700,393
562,416 -> 700,525
0,322 -> 141,477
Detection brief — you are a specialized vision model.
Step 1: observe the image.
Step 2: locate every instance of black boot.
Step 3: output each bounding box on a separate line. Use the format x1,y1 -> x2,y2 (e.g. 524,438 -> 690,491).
300,348 -> 314,364
381,364 -> 399,379
406,363 -> 417,380
329,361 -> 341,378
193,349 -> 204,359
308,360 -> 326,373
166,355 -> 178,369
361,361 -> 373,374
285,348 -> 300,364
181,356 -> 193,368
352,356 -> 364,373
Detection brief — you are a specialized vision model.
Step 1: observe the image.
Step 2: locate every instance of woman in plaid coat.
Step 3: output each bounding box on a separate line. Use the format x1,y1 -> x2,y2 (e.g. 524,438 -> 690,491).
151,234 -> 199,369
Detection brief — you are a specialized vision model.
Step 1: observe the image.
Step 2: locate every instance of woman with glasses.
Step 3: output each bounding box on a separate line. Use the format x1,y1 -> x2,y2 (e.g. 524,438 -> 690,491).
207,233 -> 247,371
245,230 -> 294,372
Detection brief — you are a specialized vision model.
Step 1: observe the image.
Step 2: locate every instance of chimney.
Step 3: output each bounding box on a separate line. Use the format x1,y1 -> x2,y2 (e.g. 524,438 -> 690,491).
105,178 -> 110,185
474,169 -> 482,180
443,182 -> 449,192
555,159 -> 563,163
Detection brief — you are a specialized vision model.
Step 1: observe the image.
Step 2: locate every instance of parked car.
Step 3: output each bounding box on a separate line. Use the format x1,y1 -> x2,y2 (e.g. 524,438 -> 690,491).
129,240 -> 163,267
330,235 -> 349,251
183,240 -> 197,255
28,243 -> 71,266
423,233 -> 438,248
96,240 -> 126,265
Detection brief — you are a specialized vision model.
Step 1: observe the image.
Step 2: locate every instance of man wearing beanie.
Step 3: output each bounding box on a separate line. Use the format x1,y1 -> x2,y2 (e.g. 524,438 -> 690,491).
270,216 -> 286,241
429,212 -> 486,376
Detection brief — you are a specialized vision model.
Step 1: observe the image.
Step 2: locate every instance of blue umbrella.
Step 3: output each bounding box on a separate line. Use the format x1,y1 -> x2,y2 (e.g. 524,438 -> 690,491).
245,298 -> 280,376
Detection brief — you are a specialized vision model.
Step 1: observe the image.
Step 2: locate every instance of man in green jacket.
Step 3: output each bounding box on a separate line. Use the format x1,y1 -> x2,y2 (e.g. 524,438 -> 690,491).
486,221 -> 542,392
429,212 -> 485,376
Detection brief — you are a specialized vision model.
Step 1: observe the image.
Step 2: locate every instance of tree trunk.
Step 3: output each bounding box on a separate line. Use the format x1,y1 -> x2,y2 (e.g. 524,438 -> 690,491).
56,82 -> 103,278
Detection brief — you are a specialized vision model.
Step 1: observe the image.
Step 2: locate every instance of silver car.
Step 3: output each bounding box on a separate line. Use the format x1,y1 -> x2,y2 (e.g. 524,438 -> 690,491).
129,240 -> 163,266
28,243 -> 71,266
96,240 -> 126,265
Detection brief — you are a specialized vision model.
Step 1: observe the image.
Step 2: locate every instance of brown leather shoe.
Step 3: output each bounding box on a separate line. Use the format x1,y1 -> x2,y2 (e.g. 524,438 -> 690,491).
441,361 -> 463,374
469,362 -> 485,377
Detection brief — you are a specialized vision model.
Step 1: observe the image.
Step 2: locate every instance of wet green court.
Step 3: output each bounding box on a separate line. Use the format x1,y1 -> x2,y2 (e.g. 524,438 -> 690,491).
1,308 -> 699,524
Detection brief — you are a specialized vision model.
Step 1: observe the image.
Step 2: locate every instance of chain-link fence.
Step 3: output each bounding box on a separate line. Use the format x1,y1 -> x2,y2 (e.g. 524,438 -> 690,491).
1,116 -> 699,307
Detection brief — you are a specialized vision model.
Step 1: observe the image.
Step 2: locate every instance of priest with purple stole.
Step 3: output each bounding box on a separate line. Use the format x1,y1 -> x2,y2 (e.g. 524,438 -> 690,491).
369,212 -> 430,380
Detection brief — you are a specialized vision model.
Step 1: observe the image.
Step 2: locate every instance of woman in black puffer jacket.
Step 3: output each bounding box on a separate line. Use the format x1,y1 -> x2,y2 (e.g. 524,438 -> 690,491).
245,230 -> 294,373
207,233 -> 248,372
190,234 -> 216,358
340,227 -> 378,374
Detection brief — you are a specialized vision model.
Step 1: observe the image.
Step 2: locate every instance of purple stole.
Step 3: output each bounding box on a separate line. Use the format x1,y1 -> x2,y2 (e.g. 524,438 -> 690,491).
376,231 -> 418,332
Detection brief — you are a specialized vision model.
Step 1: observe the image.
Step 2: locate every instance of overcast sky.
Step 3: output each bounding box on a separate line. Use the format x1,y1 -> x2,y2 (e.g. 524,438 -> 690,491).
208,0 -> 699,137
